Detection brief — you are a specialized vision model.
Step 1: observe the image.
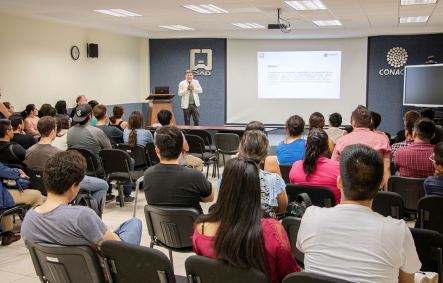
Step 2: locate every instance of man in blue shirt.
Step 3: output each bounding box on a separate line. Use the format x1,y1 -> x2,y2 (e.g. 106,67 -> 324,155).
425,141 -> 443,196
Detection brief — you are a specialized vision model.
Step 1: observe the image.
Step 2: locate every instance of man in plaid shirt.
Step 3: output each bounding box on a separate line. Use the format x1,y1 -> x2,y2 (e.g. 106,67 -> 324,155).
391,117 -> 417,162
394,118 -> 435,178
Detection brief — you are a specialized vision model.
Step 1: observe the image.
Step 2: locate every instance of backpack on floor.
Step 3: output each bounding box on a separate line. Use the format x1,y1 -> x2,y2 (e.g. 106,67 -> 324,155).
71,193 -> 102,218
285,193 -> 313,218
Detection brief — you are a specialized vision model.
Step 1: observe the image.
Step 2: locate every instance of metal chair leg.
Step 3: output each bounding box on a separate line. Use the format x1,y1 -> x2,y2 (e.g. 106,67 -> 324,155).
169,250 -> 174,268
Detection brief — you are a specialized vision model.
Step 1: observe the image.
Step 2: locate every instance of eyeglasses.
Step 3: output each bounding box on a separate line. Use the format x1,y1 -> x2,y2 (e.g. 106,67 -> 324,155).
429,154 -> 436,163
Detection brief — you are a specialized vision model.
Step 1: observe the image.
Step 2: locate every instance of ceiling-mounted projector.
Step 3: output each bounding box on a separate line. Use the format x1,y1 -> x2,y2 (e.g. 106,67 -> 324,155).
268,24 -> 290,30
267,8 -> 290,33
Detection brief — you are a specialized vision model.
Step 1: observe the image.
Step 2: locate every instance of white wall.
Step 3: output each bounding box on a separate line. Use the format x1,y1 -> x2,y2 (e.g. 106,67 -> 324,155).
0,13 -> 149,110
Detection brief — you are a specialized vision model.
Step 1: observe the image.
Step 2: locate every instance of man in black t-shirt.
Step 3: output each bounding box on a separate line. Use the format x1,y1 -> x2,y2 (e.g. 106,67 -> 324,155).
92,104 -> 123,147
143,126 -> 214,214
9,114 -> 37,150
0,119 -> 27,166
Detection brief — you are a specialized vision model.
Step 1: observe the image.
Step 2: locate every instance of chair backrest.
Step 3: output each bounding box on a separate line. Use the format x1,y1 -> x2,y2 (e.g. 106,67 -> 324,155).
185,134 -> 205,157
144,205 -> 199,249
26,241 -> 105,283
283,272 -> 353,283
117,144 -> 148,169
410,228 -> 443,281
4,163 -> 26,171
27,167 -> 47,196
187,129 -> 213,148
389,161 -> 397,176
281,216 -> 304,266
279,164 -> 292,184
101,241 -> 179,283
417,195 -> 443,234
214,133 -> 240,154
286,184 -> 336,207
372,191 -> 404,219
388,176 -> 426,212
146,142 -> 160,165
68,147 -> 100,177
99,149 -> 132,174
185,255 -> 269,283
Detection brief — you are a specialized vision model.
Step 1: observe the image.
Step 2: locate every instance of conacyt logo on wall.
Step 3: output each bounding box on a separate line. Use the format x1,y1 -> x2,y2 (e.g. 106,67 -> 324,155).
190,49 -> 212,76
379,47 -> 408,76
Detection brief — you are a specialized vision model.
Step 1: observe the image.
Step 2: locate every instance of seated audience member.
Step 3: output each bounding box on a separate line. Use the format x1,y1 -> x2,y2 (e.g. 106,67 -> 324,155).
395,117 -> 435,178
21,151 -> 142,249
425,142 -> 443,196
37,103 -> 51,118
391,117 -> 417,162
0,90 -> 11,118
43,106 -> 56,118
93,104 -> 123,147
52,114 -> 70,151
26,117 -> 108,202
123,110 -> 153,147
332,105 -> 391,189
396,110 -> 421,143
21,104 -> 39,137
0,119 -> 27,166
237,130 -> 288,218
0,162 -> 43,246
307,112 -> 334,155
276,115 -> 306,164
297,144 -> 421,283
370,111 -> 390,141
88,100 -> 99,126
155,109 -> 202,170
193,157 -> 300,283
244,121 -> 281,176
290,129 -> 341,204
70,95 -> 88,119
55,100 -> 68,117
108,105 -> 128,131
143,126 -> 214,214
3,102 -> 15,116
324,112 -> 347,144
9,114 -> 36,150
420,107 -> 443,145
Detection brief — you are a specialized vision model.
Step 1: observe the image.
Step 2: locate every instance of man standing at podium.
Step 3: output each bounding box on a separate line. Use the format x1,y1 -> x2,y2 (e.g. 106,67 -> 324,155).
178,70 -> 203,126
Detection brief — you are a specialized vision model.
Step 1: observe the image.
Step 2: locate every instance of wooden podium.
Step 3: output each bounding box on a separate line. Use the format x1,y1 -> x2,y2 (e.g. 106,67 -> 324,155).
145,94 -> 176,127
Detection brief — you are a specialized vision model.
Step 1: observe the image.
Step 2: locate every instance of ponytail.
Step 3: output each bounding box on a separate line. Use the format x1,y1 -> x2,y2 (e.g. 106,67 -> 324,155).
303,128 -> 329,181
109,115 -> 117,124
21,104 -> 35,120
128,129 -> 137,148
110,105 -> 124,124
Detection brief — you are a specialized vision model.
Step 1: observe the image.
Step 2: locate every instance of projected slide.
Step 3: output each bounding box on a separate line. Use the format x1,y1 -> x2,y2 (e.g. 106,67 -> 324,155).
257,51 -> 342,99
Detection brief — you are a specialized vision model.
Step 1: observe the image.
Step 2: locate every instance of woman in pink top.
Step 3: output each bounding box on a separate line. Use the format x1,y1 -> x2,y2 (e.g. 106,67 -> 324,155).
290,128 -> 341,204
21,104 -> 39,137
193,157 -> 299,283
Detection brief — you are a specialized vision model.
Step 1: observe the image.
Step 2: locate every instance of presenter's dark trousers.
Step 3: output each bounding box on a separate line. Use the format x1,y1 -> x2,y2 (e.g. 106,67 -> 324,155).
183,104 -> 199,126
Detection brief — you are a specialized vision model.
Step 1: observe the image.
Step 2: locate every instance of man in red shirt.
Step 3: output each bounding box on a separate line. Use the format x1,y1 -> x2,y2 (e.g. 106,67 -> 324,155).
394,118 -> 435,178
332,105 -> 392,190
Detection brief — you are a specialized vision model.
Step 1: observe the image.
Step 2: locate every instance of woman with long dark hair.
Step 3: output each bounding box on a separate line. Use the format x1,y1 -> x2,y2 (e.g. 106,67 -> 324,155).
123,111 -> 153,147
55,100 -> 68,116
289,128 -> 341,204
307,112 -> 334,156
194,157 -> 299,282
52,114 -> 70,151
109,105 -> 128,131
21,104 -> 39,137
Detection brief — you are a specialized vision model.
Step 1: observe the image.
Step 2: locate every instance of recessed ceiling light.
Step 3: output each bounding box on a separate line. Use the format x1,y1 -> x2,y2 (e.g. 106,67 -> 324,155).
158,25 -> 195,31
232,23 -> 265,29
399,16 -> 429,23
284,0 -> 327,11
182,4 -> 228,14
401,0 -> 437,5
94,9 -> 142,17
313,20 -> 342,26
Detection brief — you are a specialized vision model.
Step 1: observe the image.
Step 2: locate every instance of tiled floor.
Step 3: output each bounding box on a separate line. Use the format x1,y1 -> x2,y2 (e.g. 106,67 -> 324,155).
0,164 -> 221,283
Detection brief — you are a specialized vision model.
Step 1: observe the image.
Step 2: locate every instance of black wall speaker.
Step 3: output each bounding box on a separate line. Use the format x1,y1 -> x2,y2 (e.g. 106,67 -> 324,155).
87,43 -> 99,58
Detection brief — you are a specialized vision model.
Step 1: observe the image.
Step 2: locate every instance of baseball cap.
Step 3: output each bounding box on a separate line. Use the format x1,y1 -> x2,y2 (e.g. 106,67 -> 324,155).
72,104 -> 92,123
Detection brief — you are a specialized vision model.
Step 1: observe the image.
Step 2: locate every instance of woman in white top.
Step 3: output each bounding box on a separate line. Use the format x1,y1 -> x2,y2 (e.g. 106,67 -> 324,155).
324,112 -> 348,144
52,114 -> 70,151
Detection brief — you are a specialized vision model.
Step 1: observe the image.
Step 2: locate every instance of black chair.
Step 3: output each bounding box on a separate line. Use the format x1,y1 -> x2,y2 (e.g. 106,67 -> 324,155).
187,129 -> 216,153
146,142 -> 160,166
144,205 -> 199,268
150,129 -> 157,137
101,241 -> 186,283
185,134 -> 218,178
214,133 -> 240,174
27,167 -> 47,196
4,163 -> 26,171
390,161 -> 397,176
99,149 -> 144,215
185,255 -> 269,283
279,164 -> 292,184
281,216 -> 304,268
283,272 -> 353,283
286,184 -> 336,207
372,191 -> 404,219
388,176 -> 426,213
417,195 -> 443,234
68,147 -> 102,178
410,228 -> 443,283
26,241 -> 106,283
0,203 -> 28,237
117,144 -> 149,171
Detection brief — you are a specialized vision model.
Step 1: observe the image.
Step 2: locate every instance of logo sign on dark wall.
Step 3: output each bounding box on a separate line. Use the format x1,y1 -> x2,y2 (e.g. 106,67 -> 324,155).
190,49 -> 212,76
379,47 -> 408,76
